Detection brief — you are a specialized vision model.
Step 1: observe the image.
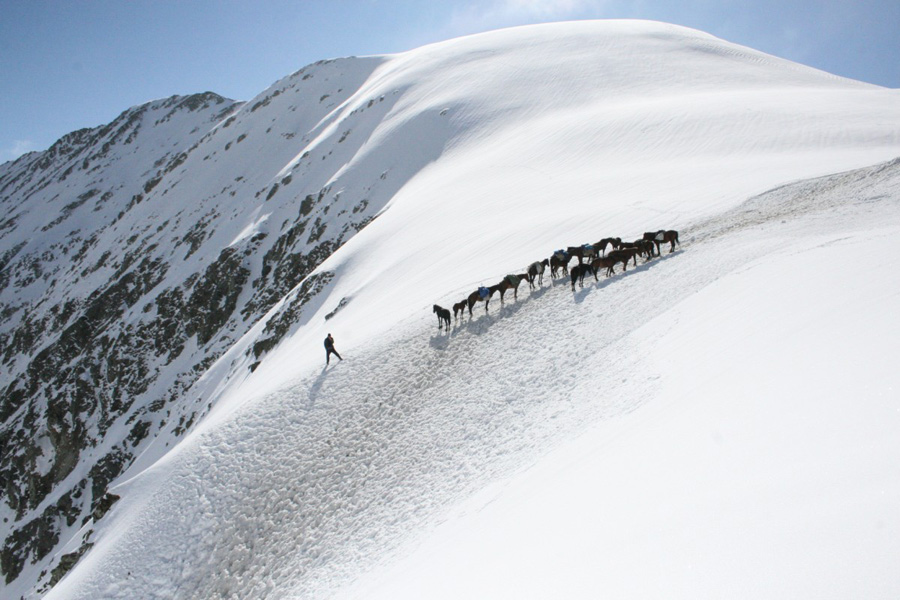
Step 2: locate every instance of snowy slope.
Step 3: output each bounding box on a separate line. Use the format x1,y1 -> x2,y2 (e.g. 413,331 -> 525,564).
3,19 -> 900,599
338,159 -> 900,600
48,155 -> 900,600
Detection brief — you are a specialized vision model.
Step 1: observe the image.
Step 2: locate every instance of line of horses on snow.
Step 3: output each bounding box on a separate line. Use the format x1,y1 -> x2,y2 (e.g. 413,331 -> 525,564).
432,230 -> 680,330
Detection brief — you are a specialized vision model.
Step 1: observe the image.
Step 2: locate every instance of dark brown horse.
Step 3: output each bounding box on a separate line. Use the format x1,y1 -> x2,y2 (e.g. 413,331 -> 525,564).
467,284 -> 501,316
641,232 -> 660,256
634,238 -> 655,259
618,239 -> 653,261
643,230 -> 680,255
567,244 -> 596,265
527,259 -> 549,288
496,274 -> 527,302
590,256 -> 618,278
452,300 -> 467,320
593,237 -> 621,257
607,248 -> 639,272
657,230 -> 680,253
550,251 -> 570,278
433,304 -> 451,330
570,262 -> 596,290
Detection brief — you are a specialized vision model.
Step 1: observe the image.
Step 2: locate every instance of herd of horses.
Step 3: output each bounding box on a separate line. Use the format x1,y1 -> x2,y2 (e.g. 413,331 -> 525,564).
433,229 -> 680,330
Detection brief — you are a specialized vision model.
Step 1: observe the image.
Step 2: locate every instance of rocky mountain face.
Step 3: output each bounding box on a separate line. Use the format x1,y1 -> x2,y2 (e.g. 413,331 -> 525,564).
0,56 -> 409,596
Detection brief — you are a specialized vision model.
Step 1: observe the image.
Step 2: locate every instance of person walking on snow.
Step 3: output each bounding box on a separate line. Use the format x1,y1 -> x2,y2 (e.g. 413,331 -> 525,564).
324,333 -> 342,365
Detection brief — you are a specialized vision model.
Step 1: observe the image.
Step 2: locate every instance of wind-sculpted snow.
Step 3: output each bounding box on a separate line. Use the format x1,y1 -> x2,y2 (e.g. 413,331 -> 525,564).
47,158 -> 900,599
4,19 -> 900,599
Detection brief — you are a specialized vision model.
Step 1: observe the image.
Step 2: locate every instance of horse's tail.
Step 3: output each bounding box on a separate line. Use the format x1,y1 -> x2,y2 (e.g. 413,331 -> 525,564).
675,231 -> 680,246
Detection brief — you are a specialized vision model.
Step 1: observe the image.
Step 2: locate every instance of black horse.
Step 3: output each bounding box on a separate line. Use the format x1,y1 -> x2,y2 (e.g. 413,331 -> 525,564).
433,304 -> 451,330
570,262 -> 596,290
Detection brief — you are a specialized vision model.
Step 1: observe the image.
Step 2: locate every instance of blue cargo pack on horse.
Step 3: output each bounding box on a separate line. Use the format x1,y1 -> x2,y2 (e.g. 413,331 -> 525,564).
550,249 -> 570,278
567,243 -> 596,265
467,284 -> 501,316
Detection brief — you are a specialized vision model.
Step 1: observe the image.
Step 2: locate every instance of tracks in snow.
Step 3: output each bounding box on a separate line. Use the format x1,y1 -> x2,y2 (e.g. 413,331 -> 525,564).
58,158 -> 900,600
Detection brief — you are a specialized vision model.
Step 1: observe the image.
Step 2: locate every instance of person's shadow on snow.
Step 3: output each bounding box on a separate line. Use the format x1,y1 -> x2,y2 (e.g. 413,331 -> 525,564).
307,368 -> 330,407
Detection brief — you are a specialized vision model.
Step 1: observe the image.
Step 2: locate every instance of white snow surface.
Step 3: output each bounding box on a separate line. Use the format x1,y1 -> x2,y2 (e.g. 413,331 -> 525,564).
44,20 -> 900,599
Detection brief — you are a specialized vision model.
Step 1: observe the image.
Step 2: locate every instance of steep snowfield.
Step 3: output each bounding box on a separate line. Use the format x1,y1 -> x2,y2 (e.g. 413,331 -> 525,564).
28,19 -> 900,599
339,160 -> 900,600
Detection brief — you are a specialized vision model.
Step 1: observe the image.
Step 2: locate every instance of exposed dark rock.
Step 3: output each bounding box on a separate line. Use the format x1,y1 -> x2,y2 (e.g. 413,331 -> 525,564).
91,492 -> 120,522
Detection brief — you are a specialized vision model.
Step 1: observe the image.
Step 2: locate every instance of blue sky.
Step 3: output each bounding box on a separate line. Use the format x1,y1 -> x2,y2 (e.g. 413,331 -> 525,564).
1,0 -> 898,163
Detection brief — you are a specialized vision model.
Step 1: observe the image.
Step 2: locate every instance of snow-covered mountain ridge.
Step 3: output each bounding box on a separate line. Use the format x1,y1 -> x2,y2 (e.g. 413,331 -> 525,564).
2,19 -> 899,598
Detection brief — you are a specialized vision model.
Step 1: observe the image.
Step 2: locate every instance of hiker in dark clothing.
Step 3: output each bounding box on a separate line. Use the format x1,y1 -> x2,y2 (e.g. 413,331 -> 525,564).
324,333 -> 342,365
